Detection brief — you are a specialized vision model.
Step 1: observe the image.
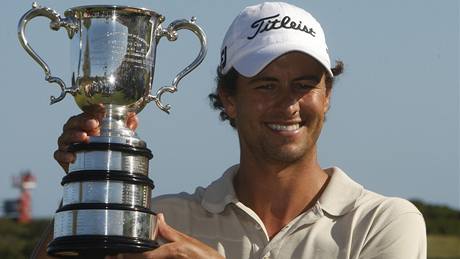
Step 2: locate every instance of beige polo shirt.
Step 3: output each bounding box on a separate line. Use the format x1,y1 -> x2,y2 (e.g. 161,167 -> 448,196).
152,166 -> 426,259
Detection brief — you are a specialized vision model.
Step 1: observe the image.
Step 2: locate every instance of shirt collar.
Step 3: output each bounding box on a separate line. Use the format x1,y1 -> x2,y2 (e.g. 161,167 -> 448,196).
201,164 -> 240,213
318,167 -> 364,216
201,165 -> 363,216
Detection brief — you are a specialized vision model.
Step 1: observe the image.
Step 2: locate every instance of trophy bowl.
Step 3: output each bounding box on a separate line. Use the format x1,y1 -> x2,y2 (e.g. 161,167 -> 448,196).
18,2 -> 207,257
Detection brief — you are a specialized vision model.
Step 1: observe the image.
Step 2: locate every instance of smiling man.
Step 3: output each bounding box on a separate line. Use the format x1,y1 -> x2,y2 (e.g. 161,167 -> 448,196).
45,2 -> 427,259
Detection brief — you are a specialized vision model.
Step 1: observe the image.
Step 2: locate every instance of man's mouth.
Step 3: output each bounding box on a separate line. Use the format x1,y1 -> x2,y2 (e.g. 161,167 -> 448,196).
266,123 -> 301,132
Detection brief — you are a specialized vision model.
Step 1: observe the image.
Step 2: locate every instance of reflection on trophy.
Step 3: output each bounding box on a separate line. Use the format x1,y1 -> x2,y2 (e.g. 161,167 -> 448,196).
18,2 -> 207,257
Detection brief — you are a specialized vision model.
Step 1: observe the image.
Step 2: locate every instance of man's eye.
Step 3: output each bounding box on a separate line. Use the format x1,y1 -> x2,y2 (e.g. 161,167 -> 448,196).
255,84 -> 275,90
295,83 -> 315,90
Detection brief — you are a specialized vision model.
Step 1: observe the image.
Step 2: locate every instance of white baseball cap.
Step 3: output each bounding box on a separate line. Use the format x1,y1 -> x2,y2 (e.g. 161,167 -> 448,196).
219,2 -> 333,78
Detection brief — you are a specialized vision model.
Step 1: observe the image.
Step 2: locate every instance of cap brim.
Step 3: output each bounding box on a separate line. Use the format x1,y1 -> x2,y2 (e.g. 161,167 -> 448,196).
233,42 -> 333,78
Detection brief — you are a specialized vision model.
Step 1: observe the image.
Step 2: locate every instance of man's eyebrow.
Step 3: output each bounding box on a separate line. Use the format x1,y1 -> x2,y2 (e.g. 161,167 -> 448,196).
248,75 -> 322,85
293,75 -> 321,83
248,76 -> 279,84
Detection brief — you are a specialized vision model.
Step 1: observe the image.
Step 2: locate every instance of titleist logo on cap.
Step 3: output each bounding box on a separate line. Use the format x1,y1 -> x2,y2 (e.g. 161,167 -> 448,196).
247,14 -> 316,40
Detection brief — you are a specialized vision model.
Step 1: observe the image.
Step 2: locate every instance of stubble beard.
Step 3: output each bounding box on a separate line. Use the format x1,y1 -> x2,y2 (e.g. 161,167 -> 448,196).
260,136 -> 312,164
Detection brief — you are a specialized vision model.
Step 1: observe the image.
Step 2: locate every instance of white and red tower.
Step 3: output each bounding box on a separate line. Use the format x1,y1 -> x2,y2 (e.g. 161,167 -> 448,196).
12,171 -> 37,223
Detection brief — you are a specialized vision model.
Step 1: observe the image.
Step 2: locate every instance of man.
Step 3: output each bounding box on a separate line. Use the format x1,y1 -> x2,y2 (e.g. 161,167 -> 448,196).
45,2 -> 426,258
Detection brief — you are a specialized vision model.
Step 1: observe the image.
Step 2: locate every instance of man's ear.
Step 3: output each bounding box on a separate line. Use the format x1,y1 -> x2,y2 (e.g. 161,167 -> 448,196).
218,87 -> 237,119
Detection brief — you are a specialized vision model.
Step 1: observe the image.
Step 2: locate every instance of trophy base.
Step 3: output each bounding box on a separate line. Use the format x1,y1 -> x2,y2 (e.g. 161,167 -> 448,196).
47,235 -> 159,258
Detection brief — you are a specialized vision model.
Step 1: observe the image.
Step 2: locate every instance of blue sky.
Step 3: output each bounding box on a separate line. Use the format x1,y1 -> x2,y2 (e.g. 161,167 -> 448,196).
1,0 -> 458,217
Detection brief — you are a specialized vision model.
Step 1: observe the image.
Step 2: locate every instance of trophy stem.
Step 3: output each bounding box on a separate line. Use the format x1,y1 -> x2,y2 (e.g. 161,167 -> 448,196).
87,104 -> 146,148
100,105 -> 133,138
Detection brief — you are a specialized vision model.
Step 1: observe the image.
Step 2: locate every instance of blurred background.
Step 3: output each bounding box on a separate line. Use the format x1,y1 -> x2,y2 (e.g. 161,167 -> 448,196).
0,0 -> 458,258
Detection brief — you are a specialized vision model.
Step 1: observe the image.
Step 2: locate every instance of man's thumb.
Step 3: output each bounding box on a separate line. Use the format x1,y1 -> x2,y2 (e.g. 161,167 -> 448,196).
156,213 -> 182,242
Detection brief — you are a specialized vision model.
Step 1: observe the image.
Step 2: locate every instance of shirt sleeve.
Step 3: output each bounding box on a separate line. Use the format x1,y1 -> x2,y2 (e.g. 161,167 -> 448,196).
358,199 -> 427,259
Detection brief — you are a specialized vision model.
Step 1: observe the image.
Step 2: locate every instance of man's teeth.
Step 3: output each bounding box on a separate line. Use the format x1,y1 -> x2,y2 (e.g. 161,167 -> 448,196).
267,123 -> 300,131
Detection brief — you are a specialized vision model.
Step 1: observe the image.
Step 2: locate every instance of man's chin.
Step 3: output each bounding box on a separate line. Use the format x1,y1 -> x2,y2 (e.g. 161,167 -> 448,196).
262,145 -> 309,164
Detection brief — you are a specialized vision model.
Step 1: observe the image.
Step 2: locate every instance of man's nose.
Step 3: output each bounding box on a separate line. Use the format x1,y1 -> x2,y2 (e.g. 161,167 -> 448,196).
275,88 -> 300,117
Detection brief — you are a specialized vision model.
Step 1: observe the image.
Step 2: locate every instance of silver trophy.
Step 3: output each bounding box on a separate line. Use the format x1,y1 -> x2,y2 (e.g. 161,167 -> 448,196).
18,2 -> 207,257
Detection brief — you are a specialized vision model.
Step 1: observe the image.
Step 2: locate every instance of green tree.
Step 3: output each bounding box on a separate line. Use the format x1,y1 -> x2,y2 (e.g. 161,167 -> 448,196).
0,218 -> 51,259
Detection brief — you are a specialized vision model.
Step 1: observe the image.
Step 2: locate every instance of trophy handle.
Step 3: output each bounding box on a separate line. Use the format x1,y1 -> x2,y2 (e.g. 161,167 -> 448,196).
18,2 -> 79,105
147,17 -> 208,114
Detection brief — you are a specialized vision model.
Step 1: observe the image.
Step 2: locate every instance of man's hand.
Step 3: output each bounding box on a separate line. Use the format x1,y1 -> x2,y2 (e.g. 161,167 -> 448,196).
54,109 -> 138,173
106,214 -> 224,259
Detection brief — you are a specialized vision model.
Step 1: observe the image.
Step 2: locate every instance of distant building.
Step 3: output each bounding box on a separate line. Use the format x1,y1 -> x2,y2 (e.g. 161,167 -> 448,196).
2,171 -> 36,223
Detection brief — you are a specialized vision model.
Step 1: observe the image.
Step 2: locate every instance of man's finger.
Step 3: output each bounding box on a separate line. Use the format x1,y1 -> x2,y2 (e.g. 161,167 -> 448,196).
54,150 -> 76,163
53,150 -> 75,173
57,130 -> 89,148
63,114 -> 100,132
156,213 -> 185,243
126,113 -> 138,130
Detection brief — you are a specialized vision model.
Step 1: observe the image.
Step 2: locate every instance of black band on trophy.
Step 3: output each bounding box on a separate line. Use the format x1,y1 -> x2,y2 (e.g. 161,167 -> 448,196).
69,142 -> 154,159
61,170 -> 155,189
47,235 -> 160,258
56,203 -> 156,214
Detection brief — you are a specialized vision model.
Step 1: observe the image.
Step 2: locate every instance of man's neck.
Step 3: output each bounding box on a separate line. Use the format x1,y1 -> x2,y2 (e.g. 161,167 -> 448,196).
234,152 -> 330,239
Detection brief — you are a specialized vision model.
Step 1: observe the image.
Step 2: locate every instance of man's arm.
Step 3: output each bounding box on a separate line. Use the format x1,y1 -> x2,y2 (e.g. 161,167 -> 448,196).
359,199 -> 427,259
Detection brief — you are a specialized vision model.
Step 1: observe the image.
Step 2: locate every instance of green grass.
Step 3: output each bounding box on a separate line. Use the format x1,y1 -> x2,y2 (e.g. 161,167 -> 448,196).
428,235 -> 460,259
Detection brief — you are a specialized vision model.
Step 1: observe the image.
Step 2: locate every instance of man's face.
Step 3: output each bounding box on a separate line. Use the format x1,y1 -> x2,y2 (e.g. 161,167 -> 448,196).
220,52 -> 331,164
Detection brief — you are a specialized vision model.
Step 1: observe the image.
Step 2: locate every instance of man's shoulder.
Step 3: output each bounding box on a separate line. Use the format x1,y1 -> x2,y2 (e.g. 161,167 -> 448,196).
350,188 -> 426,244
151,187 -> 207,213
321,167 -> 422,220
151,165 -> 238,219
356,189 -> 423,219
151,187 -> 213,232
